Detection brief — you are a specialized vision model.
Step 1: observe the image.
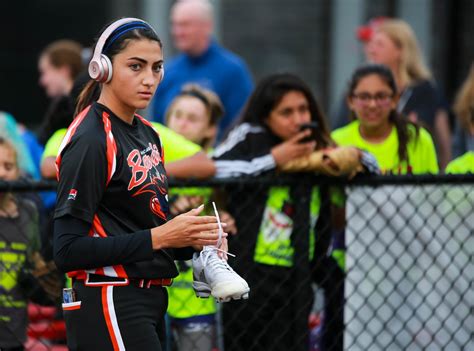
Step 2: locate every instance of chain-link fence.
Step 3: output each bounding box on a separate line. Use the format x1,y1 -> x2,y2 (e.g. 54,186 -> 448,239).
0,175 -> 473,351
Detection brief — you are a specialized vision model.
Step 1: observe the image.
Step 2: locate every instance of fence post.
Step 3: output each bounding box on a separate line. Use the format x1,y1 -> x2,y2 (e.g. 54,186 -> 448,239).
291,175 -> 312,350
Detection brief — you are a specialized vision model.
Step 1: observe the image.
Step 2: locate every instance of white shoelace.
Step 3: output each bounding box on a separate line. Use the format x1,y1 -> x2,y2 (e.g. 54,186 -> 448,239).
212,201 -> 224,248
199,202 -> 236,267
201,246 -> 232,271
212,202 -> 235,258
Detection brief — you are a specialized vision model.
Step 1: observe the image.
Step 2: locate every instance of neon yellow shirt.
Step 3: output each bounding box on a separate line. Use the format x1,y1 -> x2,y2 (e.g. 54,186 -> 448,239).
42,129 -> 67,160
151,123 -> 201,162
331,120 -> 438,174
254,186 -> 344,267
445,152 -> 474,174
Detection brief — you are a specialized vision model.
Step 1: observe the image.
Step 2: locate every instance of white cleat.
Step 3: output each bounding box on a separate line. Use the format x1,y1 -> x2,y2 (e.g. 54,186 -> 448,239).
192,246 -> 250,303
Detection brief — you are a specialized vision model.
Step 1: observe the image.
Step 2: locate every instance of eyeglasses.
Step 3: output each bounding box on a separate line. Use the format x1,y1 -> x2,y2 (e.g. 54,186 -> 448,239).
352,92 -> 394,106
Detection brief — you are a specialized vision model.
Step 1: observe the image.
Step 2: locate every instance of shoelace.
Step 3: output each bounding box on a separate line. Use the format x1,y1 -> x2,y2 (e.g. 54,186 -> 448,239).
198,203 -> 237,268
200,246 -> 233,271
211,202 -> 235,258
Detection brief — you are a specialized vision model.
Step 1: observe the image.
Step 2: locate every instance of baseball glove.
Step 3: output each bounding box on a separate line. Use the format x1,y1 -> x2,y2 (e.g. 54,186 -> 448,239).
20,252 -> 64,305
280,146 -> 363,178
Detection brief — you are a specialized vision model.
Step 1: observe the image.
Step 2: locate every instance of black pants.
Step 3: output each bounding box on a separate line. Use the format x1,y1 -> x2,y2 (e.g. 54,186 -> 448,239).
223,264 -> 313,351
63,280 -> 168,351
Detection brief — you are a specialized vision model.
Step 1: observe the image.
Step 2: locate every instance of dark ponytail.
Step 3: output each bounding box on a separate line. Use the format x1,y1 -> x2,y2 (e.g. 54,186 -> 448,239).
347,64 -> 420,163
389,110 -> 419,163
75,80 -> 100,115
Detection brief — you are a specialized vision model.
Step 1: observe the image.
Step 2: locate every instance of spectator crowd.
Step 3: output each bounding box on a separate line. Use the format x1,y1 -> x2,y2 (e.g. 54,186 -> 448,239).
0,1 -> 473,351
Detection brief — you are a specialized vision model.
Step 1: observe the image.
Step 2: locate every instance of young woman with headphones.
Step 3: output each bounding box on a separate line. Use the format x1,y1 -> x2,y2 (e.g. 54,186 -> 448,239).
53,18 -> 226,350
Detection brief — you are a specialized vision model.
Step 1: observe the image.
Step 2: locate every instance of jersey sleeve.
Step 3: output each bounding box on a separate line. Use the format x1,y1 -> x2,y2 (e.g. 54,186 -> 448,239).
54,129 -> 108,224
54,215 -> 154,273
212,123 -> 276,178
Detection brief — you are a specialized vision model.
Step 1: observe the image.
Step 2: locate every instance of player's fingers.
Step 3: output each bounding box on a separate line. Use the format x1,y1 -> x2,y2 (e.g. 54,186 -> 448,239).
195,229 -> 228,239
184,204 -> 205,216
191,216 -> 227,226
190,231 -> 226,246
186,223 -> 220,234
196,238 -> 220,246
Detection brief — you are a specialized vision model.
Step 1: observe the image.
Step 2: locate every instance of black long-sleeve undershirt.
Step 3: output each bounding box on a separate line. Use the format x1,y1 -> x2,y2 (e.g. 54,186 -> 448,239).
54,215 -> 195,274
54,215 -> 154,273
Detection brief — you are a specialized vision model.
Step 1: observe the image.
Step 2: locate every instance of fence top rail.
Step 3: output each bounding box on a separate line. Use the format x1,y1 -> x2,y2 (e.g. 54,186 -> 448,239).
1,174 -> 474,192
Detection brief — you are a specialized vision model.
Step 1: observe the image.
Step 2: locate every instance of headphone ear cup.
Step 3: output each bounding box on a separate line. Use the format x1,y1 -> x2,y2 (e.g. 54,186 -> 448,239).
100,54 -> 113,83
88,58 -> 104,82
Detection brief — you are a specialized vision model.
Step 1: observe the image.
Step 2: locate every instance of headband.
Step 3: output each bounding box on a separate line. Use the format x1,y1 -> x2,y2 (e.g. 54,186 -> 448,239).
103,21 -> 155,54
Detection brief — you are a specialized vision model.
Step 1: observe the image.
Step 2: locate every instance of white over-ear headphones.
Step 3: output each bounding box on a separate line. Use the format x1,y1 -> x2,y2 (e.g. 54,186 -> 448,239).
88,17 -> 164,83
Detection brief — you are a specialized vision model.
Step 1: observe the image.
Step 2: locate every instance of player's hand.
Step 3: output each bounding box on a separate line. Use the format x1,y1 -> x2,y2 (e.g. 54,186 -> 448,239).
151,205 -> 227,250
271,130 -> 316,167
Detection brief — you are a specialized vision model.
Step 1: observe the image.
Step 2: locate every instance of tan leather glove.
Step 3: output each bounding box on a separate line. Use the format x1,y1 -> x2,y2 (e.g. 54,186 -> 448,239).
30,252 -> 63,301
280,146 -> 363,178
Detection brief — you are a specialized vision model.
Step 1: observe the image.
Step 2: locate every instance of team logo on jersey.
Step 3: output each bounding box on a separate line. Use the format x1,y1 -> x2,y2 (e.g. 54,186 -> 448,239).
68,189 -> 78,200
127,143 -> 168,220
127,143 -> 163,191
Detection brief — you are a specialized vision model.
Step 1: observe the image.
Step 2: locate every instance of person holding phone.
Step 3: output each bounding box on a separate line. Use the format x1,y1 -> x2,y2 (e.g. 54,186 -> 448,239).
213,73 -> 358,350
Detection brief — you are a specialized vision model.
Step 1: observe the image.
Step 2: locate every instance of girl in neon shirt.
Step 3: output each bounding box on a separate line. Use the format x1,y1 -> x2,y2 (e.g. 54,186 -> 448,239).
333,64 -> 438,174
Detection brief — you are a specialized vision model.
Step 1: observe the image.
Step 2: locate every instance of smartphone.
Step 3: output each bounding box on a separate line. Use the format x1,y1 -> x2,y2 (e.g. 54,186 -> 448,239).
299,122 -> 319,143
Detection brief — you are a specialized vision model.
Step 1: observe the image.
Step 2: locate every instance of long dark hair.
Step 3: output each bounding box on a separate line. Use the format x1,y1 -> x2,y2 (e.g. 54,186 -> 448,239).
347,64 -> 420,163
75,20 -> 162,115
239,73 -> 334,149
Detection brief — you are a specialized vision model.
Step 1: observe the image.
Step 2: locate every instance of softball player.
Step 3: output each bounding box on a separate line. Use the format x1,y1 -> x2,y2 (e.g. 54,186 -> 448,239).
53,18 -> 223,351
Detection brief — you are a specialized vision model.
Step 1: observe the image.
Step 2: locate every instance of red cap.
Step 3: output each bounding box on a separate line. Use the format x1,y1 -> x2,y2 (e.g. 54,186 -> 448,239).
356,17 -> 388,42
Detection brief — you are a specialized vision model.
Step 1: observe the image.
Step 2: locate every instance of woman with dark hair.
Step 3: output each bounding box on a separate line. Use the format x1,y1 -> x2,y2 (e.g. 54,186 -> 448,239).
332,64 -> 438,174
213,73 -> 363,350
53,18 -> 230,350
213,73 -> 330,178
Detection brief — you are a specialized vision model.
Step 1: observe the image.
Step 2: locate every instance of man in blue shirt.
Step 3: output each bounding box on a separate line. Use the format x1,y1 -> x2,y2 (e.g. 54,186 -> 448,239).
151,0 -> 254,140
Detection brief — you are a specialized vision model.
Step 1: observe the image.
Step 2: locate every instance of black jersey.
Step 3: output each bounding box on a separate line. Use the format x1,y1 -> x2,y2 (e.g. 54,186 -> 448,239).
55,102 -> 180,280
